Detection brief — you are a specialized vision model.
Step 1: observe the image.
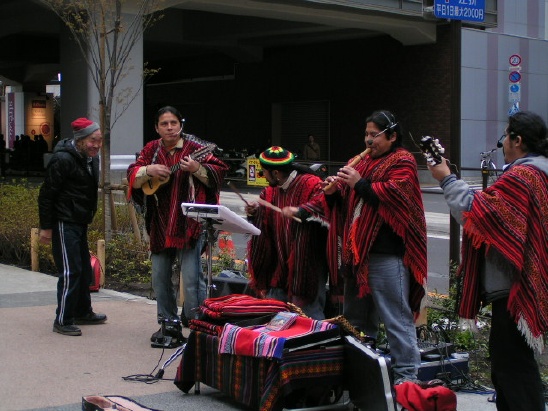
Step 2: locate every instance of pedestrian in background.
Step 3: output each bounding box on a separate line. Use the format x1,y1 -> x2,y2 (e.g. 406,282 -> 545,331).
38,117 -> 107,336
303,134 -> 321,161
428,110 -> 548,411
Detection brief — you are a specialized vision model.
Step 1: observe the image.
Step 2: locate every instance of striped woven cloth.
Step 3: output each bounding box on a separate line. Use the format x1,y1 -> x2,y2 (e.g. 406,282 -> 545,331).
200,294 -> 289,319
218,316 -> 337,359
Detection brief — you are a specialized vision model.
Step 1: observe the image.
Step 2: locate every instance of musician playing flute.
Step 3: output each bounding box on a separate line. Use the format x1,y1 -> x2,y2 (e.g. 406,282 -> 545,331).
127,106 -> 228,345
245,146 -> 329,320
283,110 -> 427,385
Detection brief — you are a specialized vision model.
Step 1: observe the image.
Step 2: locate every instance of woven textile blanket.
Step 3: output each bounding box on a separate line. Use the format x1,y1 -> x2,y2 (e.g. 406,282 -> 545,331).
218,316 -> 337,360
174,331 -> 344,411
200,294 -> 289,319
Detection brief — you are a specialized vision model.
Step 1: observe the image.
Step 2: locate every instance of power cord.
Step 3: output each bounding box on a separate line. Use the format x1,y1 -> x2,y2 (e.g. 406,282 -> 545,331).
122,344 -> 186,384
122,348 -> 166,384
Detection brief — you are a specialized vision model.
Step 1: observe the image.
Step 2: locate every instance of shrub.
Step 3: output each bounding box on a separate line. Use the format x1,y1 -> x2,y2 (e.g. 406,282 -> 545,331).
0,178 -> 42,268
0,178 -> 239,293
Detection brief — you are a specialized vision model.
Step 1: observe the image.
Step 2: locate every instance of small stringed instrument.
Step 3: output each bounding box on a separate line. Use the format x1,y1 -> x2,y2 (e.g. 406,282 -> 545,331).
142,143 -> 217,195
418,136 -> 445,166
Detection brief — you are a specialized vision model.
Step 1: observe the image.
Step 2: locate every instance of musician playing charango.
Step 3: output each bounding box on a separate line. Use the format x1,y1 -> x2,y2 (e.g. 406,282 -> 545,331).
284,110 -> 427,385
127,106 -> 228,345
245,146 -> 329,320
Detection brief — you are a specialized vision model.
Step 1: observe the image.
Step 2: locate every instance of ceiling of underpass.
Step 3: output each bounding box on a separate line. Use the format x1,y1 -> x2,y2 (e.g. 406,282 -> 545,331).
0,0 -> 444,92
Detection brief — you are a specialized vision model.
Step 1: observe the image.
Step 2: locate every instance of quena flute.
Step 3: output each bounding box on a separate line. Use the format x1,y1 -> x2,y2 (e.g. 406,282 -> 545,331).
323,147 -> 371,192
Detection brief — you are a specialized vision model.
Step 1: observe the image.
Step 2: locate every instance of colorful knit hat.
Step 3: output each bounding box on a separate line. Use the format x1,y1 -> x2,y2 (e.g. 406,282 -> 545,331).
71,117 -> 100,141
259,146 -> 295,169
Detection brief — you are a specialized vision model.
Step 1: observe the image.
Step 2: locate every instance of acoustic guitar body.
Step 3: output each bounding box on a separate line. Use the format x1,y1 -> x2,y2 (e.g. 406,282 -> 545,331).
142,176 -> 170,195
140,142 -> 217,196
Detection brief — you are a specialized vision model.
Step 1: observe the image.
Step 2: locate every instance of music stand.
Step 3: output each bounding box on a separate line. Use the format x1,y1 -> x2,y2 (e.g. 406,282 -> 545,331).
181,203 -> 260,394
181,203 -> 260,299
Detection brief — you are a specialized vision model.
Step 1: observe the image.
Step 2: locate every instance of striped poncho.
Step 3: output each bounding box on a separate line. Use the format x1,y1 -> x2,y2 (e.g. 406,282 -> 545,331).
458,163 -> 548,352
247,172 -> 328,303
127,137 -> 228,253
304,148 -> 428,313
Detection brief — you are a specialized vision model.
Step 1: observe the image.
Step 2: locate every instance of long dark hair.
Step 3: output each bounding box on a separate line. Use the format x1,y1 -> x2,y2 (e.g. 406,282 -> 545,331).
508,110 -> 548,156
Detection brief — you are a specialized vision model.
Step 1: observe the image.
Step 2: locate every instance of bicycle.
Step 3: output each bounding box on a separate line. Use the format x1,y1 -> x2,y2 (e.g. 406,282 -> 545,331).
480,148 -> 498,189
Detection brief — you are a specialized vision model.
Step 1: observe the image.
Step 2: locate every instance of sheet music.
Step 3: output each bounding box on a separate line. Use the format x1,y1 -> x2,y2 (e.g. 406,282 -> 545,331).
181,203 -> 260,235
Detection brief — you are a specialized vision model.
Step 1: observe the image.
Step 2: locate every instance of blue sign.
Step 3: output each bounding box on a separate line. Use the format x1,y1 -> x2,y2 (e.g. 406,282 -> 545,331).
509,101 -> 520,116
434,0 -> 485,22
509,71 -> 521,83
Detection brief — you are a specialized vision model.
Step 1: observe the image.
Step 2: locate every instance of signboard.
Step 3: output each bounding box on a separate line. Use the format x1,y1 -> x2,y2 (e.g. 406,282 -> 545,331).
509,83 -> 521,102
509,71 -> 521,83
509,54 -> 522,66
508,53 -> 523,105
246,158 -> 268,187
434,0 -> 485,22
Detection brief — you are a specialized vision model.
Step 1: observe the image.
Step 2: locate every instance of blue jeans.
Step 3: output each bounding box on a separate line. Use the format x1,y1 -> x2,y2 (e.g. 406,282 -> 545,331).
151,233 -> 206,323
344,253 -> 420,381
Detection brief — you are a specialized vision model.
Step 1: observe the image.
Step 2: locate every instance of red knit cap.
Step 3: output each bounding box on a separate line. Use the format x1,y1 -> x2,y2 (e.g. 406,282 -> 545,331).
259,146 -> 295,169
71,117 -> 99,141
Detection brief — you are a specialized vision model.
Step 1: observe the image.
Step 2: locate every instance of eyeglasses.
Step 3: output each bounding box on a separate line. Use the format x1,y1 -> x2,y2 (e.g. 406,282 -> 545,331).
497,131 -> 515,148
364,128 -> 388,139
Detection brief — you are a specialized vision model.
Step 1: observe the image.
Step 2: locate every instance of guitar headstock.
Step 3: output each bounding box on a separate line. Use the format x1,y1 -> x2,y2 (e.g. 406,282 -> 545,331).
419,136 -> 445,166
191,143 -> 217,162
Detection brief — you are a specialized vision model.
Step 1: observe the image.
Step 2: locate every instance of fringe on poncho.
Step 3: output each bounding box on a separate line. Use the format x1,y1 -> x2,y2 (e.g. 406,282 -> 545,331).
458,165 -> 548,353
303,148 -> 428,313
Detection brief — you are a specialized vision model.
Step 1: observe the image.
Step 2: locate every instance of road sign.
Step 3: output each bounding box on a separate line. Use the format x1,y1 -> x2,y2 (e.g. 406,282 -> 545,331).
509,83 -> 521,102
434,0 -> 485,22
509,54 -> 522,66
509,71 -> 522,83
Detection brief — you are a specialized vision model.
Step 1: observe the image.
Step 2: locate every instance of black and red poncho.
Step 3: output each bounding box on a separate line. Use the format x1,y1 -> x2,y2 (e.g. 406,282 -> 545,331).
127,137 -> 228,253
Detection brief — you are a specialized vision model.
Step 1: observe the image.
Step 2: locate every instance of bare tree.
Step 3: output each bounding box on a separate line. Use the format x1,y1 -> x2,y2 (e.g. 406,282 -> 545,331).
41,0 -> 161,242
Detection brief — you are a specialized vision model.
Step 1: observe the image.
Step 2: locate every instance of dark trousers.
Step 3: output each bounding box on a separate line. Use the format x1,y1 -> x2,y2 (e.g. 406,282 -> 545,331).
52,221 -> 93,325
490,298 -> 545,411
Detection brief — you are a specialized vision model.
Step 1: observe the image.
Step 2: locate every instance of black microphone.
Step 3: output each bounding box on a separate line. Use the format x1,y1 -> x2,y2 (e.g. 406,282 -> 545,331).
497,141 -> 503,148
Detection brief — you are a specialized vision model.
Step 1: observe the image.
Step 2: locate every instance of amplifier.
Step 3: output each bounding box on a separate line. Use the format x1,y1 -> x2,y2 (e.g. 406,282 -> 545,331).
417,356 -> 469,382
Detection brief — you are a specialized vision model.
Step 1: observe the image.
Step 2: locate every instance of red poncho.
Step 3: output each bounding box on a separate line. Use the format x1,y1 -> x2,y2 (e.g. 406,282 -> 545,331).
458,164 -> 548,352
247,172 -> 329,303
304,148 -> 427,312
127,137 -> 228,253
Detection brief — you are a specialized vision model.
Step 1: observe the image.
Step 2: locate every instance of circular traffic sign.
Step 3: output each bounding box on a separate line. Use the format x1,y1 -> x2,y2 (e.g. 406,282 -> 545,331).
509,54 -> 522,66
510,84 -> 520,93
509,71 -> 521,83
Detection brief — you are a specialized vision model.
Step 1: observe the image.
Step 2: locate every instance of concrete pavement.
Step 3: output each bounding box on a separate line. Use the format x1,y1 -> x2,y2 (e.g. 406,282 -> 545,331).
0,262 -> 498,411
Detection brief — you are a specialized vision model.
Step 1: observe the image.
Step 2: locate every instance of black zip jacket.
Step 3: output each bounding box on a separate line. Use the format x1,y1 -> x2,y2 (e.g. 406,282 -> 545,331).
38,139 -> 99,230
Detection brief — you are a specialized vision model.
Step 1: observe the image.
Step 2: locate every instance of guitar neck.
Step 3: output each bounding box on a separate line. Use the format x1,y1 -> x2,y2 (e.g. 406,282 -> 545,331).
166,144 -> 214,176
170,162 -> 181,175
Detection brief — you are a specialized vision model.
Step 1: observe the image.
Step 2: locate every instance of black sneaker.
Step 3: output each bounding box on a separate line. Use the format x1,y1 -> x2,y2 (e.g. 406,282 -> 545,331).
53,322 -> 82,336
74,311 -> 107,325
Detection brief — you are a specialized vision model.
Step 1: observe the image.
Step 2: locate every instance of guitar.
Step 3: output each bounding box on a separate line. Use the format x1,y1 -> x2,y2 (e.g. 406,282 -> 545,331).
142,143 -> 217,195
418,136 -> 445,166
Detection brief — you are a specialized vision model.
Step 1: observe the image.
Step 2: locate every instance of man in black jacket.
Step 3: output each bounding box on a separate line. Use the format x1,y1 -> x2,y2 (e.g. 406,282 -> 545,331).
38,117 -> 107,336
